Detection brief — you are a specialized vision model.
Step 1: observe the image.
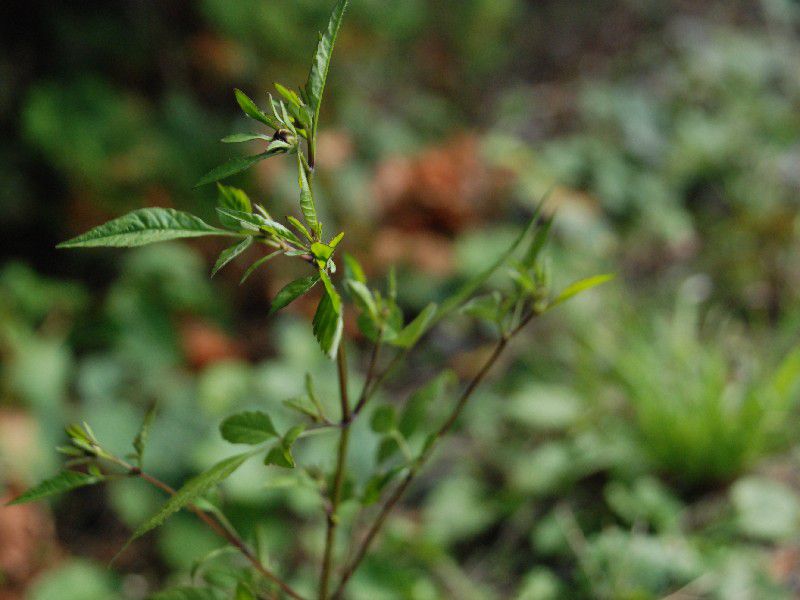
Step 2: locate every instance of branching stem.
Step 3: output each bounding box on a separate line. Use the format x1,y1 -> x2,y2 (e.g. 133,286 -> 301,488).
331,310 -> 538,598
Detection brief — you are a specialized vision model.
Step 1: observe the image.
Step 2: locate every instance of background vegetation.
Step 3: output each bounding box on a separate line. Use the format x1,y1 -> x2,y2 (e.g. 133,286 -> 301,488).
2,0 -> 800,598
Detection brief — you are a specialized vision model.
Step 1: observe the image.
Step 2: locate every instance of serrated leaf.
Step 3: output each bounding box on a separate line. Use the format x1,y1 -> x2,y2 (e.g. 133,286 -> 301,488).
126,452 -> 253,547
264,425 -> 306,469
195,152 -> 272,188
298,153 -> 320,238
306,0 -> 349,136
8,471 -> 103,505
211,236 -> 254,277
234,88 -> 277,128
221,133 -> 271,143
269,274 -> 321,314
57,208 -> 233,249
390,303 -> 438,348
133,402 -> 157,468
370,405 -> 396,434
550,273 -> 614,308
313,274 -> 343,359
240,251 -> 281,284
220,411 -> 279,445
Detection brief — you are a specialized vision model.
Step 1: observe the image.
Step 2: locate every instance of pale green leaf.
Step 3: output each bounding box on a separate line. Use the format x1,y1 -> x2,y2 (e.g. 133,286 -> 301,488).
345,280 -> 377,317
550,273 -> 614,307
220,411 -> 278,445
234,88 -> 277,128
221,133 -> 271,143
8,471 -> 103,505
269,274 -> 321,314
390,302 -> 438,348
57,208 -> 233,249
211,236 -> 253,277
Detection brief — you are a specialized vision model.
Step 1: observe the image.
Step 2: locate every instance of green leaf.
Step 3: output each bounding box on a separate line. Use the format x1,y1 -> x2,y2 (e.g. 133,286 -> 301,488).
269,274 -> 321,314
8,470 -> 104,505
264,425 -> 306,469
151,586 -> 223,600
217,183 -> 252,215
235,582 -> 257,600
220,411 -> 279,445
298,153 -> 320,238
310,241 -> 334,266
522,217 -> 553,269
460,293 -> 503,323
399,371 -> 456,437
57,208 -> 233,249
345,280 -> 377,317
390,303 -> 438,348
126,452 -> 253,546
234,88 -> 277,128
287,215 -> 312,241
132,402 -> 157,468
361,467 -> 403,506
313,273 -> 343,359
306,0 -> 349,134
221,133 -> 271,143
240,251 -> 281,284
343,252 -> 366,283
194,152 -> 271,188
211,236 -> 254,277
216,208 -> 303,246
274,83 -> 302,109
550,273 -> 614,308
370,405 -> 396,434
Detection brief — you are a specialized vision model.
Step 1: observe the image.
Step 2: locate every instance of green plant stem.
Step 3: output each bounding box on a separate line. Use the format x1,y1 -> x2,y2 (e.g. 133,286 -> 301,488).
348,331 -> 384,421
112,458 -> 303,600
319,344 -> 352,599
332,311 -> 538,598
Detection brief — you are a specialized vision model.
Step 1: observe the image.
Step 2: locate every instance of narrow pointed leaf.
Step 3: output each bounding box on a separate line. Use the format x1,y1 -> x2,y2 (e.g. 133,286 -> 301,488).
298,153 -> 320,238
8,471 -> 103,505
269,274 -> 321,314
211,236 -> 253,277
313,273 -> 343,359
344,280 -> 376,317
390,302 -> 438,348
306,0 -> 349,134
550,273 -> 615,307
195,152 -> 271,188
133,403 -> 157,468
221,133 -> 271,143
126,452 -> 252,546
220,411 -> 279,444
57,208 -> 233,249
240,251 -> 281,284
287,215 -> 312,241
234,89 -> 277,128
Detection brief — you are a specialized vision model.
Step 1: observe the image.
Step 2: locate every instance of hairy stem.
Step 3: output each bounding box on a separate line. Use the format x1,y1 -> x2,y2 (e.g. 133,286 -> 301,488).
116,460 -> 303,600
319,344 -> 352,599
332,311 -> 537,598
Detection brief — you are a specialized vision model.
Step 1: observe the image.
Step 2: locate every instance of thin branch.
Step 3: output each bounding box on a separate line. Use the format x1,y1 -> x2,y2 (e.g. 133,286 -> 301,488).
115,459 -> 303,600
319,344 -> 352,599
349,330 -> 384,421
332,311 -> 538,598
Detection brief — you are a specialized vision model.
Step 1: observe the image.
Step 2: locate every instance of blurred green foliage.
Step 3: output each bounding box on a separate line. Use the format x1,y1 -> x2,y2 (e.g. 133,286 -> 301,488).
2,0 -> 800,598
